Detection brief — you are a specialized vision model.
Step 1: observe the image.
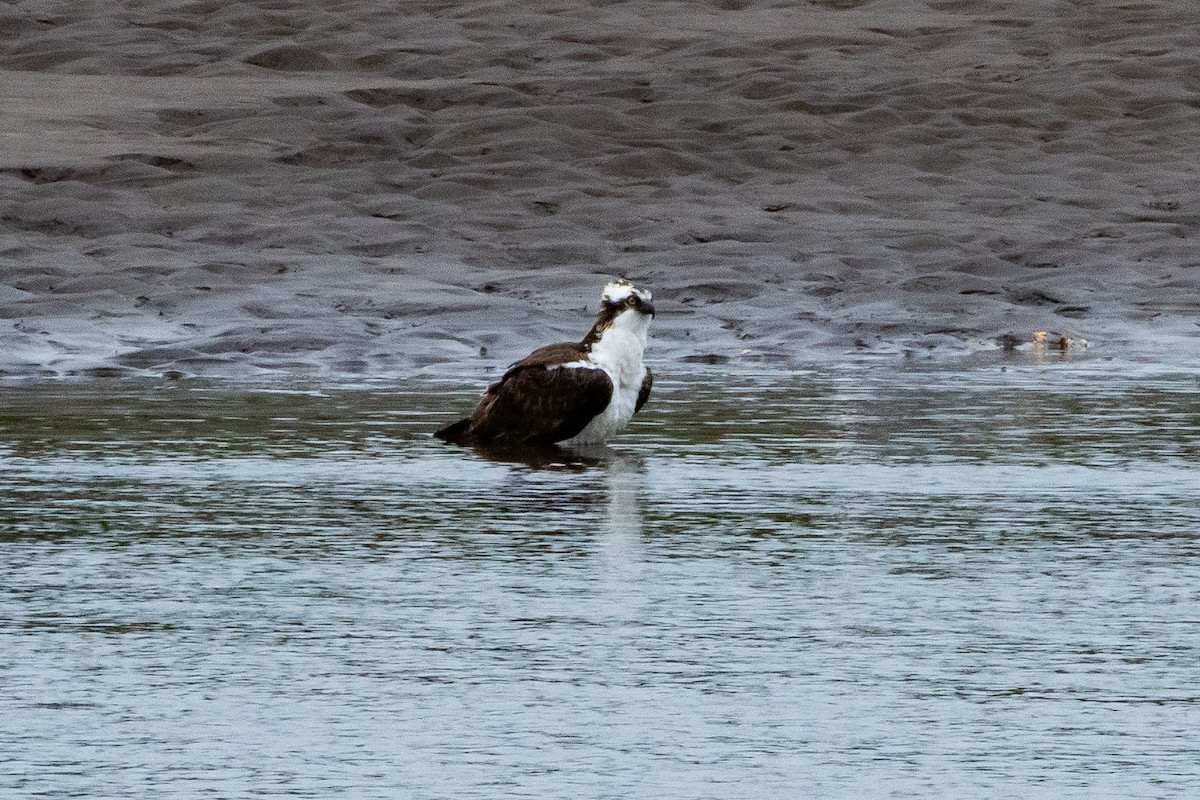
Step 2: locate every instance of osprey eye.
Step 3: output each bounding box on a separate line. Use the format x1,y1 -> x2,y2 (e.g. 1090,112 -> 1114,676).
625,296 -> 637,306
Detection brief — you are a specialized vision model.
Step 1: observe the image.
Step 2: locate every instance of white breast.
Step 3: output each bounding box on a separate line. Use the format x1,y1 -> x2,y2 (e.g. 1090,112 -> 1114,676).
562,307 -> 649,445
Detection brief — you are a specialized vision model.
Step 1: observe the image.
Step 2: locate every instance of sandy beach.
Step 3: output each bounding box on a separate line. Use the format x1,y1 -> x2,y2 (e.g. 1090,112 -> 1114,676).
1,0 -> 1197,379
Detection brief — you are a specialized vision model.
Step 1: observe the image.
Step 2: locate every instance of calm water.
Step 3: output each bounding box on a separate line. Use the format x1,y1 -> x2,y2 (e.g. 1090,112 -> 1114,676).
2,356 -> 1198,799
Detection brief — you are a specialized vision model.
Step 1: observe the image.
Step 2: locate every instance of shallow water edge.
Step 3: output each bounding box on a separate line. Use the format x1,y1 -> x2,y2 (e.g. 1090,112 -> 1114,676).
2,357 -> 1198,799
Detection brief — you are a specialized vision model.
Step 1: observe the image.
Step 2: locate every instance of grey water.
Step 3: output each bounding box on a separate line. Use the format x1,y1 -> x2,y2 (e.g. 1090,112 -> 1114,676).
2,356 -> 1198,799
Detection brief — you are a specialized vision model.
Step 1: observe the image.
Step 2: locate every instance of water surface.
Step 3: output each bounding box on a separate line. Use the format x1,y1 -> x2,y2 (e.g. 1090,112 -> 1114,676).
2,357 -> 1198,798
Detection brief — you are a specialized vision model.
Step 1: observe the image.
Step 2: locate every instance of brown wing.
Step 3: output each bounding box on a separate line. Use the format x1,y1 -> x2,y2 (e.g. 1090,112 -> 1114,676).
635,368 -> 653,413
464,363 -> 613,446
510,342 -> 588,369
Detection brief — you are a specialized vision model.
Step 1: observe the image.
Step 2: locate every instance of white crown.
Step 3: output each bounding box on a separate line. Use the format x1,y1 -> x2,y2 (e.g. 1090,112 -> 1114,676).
602,280 -> 652,304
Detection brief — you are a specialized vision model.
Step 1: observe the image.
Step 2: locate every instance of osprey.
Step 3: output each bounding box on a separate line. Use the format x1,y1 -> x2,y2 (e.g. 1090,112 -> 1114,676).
435,281 -> 655,448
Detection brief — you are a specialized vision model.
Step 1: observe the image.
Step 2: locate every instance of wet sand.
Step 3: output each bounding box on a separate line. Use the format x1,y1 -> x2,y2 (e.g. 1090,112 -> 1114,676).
1,0 -> 1197,378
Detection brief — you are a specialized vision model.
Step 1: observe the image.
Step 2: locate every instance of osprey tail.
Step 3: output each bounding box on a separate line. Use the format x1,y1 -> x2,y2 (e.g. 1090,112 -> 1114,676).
433,417 -> 475,445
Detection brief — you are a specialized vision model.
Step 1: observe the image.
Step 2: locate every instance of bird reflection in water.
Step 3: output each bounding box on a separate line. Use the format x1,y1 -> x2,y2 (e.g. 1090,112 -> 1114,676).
470,441 -> 647,560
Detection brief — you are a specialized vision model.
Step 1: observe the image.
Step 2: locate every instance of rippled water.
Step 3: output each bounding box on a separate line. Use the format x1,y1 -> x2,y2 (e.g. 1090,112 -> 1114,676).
2,356 -> 1199,799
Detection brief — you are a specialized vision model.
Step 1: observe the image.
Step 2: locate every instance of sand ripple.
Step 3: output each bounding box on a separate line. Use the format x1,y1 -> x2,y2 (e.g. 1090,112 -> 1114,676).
1,0 -> 1197,377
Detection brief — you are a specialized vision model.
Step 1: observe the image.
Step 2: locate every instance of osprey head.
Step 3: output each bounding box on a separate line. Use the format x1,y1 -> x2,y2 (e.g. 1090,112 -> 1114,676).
582,280 -> 654,350
601,280 -> 655,318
